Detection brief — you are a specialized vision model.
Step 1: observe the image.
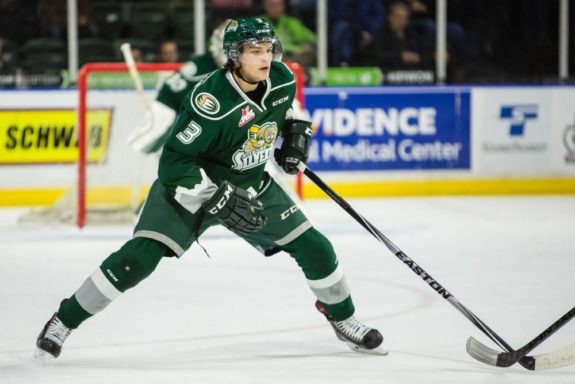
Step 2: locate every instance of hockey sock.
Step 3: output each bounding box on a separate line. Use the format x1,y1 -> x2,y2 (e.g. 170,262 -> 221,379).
57,295 -> 91,329
57,238 -> 168,329
283,228 -> 355,321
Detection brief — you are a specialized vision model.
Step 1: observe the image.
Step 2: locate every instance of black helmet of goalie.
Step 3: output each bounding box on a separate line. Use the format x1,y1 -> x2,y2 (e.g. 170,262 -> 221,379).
223,17 -> 283,63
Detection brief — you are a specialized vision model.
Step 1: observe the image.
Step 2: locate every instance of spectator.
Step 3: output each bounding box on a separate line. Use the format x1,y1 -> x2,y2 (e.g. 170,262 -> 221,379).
329,0 -> 386,66
208,0 -> 254,22
37,0 -> 97,40
290,0 -> 316,30
0,0 -> 39,43
131,47 -> 144,63
158,40 -> 179,63
261,0 -> 317,66
0,38 -> 14,74
405,0 -> 466,59
365,1 -> 432,72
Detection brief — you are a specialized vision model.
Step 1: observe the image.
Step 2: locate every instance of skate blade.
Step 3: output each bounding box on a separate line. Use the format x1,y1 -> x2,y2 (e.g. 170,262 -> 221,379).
33,348 -> 56,362
346,341 -> 389,355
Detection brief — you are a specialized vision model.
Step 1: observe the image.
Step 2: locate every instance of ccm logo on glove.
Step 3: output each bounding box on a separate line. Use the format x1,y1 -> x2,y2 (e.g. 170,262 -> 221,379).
208,183 -> 234,214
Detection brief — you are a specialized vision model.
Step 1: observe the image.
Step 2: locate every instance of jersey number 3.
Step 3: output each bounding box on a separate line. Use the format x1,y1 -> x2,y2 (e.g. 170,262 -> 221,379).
176,121 -> 202,144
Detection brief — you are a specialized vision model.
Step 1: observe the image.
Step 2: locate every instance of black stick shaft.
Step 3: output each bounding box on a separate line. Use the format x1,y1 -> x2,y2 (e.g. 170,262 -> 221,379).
497,306 -> 575,368
301,165 -> 575,368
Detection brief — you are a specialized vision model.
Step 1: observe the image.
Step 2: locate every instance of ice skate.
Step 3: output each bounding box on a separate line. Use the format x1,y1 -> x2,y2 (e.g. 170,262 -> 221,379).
35,312 -> 71,359
316,301 -> 388,355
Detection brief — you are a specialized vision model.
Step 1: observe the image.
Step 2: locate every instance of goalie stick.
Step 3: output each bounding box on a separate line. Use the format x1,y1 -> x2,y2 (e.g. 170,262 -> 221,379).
120,43 -> 151,113
119,42 -> 153,212
297,162 -> 574,370
466,305 -> 575,370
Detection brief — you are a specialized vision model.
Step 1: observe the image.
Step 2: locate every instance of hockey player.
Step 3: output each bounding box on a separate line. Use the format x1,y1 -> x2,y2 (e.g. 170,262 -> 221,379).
36,17 -> 387,358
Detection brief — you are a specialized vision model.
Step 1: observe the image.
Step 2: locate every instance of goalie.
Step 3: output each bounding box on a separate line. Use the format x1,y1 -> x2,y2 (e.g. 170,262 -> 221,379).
127,20 -> 230,154
35,17 -> 387,358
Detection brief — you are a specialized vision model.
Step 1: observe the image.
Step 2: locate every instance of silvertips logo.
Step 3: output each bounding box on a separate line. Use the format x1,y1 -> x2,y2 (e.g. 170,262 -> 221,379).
564,119 -> 575,163
195,93 -> 220,114
232,122 -> 278,170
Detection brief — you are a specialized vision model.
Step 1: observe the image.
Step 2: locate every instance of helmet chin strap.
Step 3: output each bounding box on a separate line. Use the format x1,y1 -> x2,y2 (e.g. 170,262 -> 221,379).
234,65 -> 261,85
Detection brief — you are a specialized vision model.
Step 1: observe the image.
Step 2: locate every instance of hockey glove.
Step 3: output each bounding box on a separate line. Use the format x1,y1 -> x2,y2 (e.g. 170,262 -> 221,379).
274,119 -> 313,175
202,181 -> 266,234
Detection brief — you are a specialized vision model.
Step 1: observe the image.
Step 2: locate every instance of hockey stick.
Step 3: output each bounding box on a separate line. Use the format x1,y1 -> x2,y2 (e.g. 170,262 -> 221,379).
297,162 -> 573,370
466,305 -> 575,370
120,42 -> 150,212
120,43 -> 151,113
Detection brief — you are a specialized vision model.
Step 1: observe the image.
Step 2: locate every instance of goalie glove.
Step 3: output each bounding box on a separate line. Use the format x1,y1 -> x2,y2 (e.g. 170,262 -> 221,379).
202,181 -> 266,234
274,119 -> 313,175
127,100 -> 177,153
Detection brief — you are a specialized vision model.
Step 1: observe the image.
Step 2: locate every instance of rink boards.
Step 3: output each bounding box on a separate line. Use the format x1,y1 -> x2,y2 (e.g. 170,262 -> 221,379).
0,86 -> 575,205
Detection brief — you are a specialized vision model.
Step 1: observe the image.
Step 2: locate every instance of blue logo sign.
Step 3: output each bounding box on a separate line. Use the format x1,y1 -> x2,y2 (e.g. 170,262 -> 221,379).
499,105 -> 538,136
304,88 -> 471,171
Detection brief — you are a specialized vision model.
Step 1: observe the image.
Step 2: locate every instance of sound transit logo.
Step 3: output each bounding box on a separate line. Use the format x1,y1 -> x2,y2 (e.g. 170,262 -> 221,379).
500,105 -> 538,136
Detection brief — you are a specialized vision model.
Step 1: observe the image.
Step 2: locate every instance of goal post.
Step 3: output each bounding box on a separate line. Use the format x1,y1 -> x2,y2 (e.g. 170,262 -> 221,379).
77,63 -> 181,228
74,61 -> 305,228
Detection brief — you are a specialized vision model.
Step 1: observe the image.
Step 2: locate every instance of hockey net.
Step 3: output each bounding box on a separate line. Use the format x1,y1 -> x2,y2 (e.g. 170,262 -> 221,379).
19,61 -> 305,228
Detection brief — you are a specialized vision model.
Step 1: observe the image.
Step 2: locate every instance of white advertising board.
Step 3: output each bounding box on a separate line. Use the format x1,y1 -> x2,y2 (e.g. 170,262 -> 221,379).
0,89 -> 158,189
550,89 -> 575,173
472,88 -> 552,175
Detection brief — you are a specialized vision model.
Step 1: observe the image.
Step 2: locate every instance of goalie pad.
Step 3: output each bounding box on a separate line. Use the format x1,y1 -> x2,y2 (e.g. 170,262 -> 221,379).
127,100 -> 177,153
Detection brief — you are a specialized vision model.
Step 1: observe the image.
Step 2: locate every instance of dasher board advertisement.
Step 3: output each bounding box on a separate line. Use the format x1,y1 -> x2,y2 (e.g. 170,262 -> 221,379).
551,89 -> 575,174
304,87 -> 471,171
472,88 -> 552,174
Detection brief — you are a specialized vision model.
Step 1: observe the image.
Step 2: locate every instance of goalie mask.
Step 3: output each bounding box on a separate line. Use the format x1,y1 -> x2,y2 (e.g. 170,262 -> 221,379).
223,17 -> 283,64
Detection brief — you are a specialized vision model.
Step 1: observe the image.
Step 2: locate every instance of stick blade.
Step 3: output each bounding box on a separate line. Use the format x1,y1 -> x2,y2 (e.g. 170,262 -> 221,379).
467,337 -> 575,370
466,336 -> 501,366
532,343 -> 575,370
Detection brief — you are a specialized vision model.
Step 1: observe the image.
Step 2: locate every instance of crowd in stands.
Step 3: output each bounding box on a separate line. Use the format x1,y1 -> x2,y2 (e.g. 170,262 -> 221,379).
0,0 -> 572,84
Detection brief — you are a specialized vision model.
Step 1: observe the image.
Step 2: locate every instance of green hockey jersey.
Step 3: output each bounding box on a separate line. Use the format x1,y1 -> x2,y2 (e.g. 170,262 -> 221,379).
156,53 -> 220,112
158,61 -> 296,213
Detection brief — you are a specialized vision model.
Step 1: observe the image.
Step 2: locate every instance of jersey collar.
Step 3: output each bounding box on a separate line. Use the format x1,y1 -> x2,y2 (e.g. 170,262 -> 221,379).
225,70 -> 271,113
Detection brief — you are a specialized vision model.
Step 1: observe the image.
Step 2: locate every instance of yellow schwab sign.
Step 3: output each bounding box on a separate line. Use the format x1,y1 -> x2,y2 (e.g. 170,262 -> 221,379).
0,109 -> 112,164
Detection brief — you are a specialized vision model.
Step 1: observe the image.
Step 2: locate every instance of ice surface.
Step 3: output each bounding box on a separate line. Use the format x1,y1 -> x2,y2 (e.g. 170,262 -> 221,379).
1,196 -> 574,384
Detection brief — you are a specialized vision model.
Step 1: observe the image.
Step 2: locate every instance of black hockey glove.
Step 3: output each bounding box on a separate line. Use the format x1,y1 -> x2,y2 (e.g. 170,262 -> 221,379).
202,181 -> 266,234
274,119 -> 313,175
